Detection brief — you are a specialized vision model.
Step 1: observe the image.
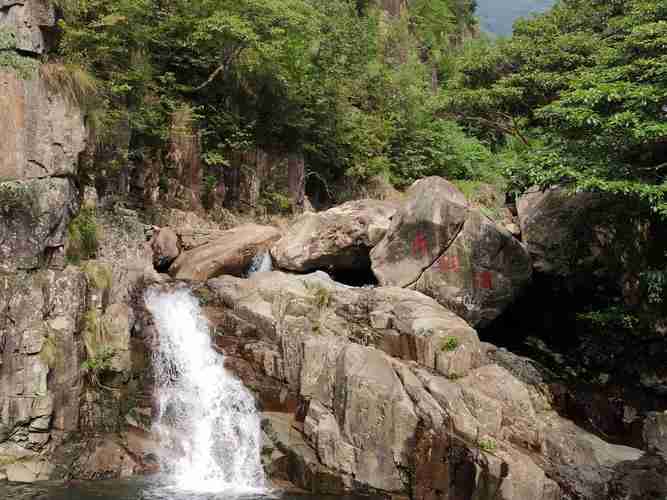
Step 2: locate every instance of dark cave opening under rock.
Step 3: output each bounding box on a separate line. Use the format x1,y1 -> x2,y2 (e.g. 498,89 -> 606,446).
327,259 -> 379,288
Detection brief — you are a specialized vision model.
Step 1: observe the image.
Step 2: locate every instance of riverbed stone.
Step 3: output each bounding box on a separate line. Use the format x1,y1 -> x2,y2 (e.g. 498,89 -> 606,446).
271,199 -> 398,273
170,224 -> 281,281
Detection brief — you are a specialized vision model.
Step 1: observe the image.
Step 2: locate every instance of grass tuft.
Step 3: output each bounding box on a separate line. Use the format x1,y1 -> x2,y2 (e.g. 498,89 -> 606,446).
40,62 -> 99,110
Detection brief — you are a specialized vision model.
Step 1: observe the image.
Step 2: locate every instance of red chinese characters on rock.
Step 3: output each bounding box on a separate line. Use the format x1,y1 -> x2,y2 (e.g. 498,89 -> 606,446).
438,255 -> 460,273
474,271 -> 493,290
412,231 -> 428,258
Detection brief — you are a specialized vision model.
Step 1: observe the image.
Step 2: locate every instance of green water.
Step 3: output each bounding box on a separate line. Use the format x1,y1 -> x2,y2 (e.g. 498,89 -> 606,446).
0,477 -> 370,500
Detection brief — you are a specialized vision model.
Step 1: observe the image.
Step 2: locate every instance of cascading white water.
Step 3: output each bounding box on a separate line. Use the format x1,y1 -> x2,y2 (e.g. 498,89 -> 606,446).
246,251 -> 273,276
145,288 -> 266,493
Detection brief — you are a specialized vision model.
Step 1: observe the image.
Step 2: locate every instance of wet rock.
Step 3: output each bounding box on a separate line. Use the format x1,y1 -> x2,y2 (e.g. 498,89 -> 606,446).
414,427 -> 560,500
262,412 -> 350,494
271,199 -> 398,273
170,224 -> 280,281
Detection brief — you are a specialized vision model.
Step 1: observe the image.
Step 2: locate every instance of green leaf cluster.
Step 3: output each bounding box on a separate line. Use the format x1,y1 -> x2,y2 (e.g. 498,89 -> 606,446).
54,0 -> 493,196
445,0 -> 667,215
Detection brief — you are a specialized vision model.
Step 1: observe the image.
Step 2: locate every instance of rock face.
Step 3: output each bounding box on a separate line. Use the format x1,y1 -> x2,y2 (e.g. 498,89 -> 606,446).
371,177 -> 469,287
0,69 -> 87,181
0,46 -> 86,272
148,227 -> 180,271
0,177 -> 79,272
0,262 -> 160,483
169,224 -> 280,281
414,210 -> 533,327
0,19 -> 159,481
371,177 -> 532,326
196,270 -> 662,499
271,199 -> 398,273
0,0 -> 56,55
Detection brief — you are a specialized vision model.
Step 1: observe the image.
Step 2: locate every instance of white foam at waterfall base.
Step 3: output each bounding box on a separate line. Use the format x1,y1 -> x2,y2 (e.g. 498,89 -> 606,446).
145,288 -> 266,494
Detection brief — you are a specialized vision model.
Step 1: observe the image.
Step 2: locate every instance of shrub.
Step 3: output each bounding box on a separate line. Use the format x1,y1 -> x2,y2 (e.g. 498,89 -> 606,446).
82,261 -> 112,290
478,438 -> 497,453
67,208 -> 100,263
305,282 -> 332,310
39,62 -> 98,109
441,336 -> 460,352
81,346 -> 116,387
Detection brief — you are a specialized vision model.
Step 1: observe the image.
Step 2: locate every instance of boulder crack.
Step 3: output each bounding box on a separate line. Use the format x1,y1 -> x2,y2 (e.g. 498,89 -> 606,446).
404,218 -> 468,289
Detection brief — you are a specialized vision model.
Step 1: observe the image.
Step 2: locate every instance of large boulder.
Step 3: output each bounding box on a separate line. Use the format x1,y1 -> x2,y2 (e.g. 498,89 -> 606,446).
0,177 -> 79,272
191,269 -> 664,499
0,69 -> 86,181
517,187 -> 608,276
155,208 -> 229,250
169,224 -> 281,281
0,1 -> 56,56
271,199 -> 398,273
414,209 -> 532,327
371,177 -> 469,287
371,177 -> 531,326
206,271 -> 482,380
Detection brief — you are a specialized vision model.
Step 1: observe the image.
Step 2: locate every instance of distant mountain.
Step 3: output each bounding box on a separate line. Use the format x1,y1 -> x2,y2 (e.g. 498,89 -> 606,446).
476,0 -> 555,36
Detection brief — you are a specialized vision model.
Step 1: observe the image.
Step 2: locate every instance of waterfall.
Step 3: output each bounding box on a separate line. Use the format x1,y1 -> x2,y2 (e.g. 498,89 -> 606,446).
145,288 -> 266,493
246,250 -> 273,276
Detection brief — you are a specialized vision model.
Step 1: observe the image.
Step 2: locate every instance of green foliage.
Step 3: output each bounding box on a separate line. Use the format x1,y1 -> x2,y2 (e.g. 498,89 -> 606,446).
53,0 -> 487,198
81,346 -> 116,386
82,261 -> 113,290
305,281 -> 332,310
478,437 -> 497,452
39,62 -> 99,110
445,0 -> 667,214
577,306 -> 640,333
440,336 -> 460,352
0,28 -> 38,77
0,182 -> 37,216
67,208 -> 99,264
640,270 -> 667,305
260,191 -> 292,215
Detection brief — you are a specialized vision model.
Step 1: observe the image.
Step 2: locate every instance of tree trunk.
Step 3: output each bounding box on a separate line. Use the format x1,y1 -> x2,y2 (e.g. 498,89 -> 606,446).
288,151 -> 306,214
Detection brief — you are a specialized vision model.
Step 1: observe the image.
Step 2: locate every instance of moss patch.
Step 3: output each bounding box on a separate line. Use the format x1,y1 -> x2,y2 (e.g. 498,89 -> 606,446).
39,335 -> 58,368
82,261 -> 112,290
67,208 -> 100,264
0,29 -> 38,78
